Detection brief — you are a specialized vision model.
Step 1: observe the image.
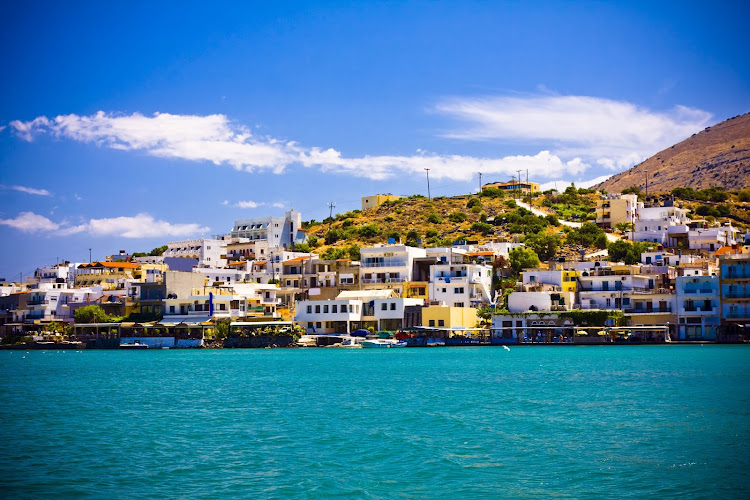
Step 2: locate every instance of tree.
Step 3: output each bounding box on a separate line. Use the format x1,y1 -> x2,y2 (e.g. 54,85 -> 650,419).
293,243 -> 311,253
509,247 -> 540,276
607,240 -> 654,265
614,222 -> 633,233
347,245 -> 361,261
149,245 -> 168,256
523,233 -> 560,261
74,305 -> 113,324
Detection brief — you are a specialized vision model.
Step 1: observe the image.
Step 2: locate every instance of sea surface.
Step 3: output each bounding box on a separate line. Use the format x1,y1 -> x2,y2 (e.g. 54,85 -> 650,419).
1,345 -> 748,499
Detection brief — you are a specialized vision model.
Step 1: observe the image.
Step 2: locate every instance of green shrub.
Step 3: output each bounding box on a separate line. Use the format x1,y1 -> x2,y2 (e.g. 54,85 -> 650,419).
449,211 -> 467,223
427,213 -> 443,224
425,229 -> 439,238
470,222 -> 493,235
358,224 -> 381,238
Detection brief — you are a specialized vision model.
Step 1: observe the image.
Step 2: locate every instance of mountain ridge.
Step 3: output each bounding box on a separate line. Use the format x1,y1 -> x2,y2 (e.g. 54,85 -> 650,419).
596,112 -> 750,193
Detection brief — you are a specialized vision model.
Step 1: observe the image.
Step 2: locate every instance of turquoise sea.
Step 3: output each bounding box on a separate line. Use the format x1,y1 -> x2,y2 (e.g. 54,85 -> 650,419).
1,345 -> 748,499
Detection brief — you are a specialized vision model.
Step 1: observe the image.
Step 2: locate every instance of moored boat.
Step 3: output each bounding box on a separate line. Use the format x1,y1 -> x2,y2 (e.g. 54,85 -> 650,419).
361,338 -> 407,348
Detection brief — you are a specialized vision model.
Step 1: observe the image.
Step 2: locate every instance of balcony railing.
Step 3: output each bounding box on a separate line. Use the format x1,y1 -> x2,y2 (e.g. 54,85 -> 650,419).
683,289 -> 716,295
361,277 -> 405,284
680,307 -> 717,314
725,312 -> 750,319
624,307 -> 672,314
360,259 -> 408,268
723,293 -> 750,299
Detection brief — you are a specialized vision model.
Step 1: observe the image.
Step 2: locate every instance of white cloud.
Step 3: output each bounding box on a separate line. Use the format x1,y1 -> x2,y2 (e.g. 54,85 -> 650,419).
272,202 -> 285,209
0,184 -> 51,196
538,174 -> 613,192
236,200 -> 261,208
0,212 -> 59,233
435,95 -> 712,170
0,212 -> 208,238
10,97 -> 712,183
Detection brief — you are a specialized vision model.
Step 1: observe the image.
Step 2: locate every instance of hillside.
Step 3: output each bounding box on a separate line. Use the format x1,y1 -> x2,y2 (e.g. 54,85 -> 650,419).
597,112 -> 750,193
300,189 -> 605,261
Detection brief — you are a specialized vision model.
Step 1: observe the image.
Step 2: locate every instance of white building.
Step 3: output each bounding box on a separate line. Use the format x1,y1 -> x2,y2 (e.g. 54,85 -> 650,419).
429,262 -> 492,307
230,210 -> 306,250
163,238 -> 227,268
359,245 -> 426,285
508,291 -> 575,313
630,204 -> 690,245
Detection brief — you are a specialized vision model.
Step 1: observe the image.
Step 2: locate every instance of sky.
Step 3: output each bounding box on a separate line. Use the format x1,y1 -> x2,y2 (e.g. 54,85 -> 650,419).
1,0 -> 749,280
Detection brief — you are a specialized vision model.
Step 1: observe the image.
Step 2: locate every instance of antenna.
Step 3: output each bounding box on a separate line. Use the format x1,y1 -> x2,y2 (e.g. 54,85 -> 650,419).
424,168 -> 431,200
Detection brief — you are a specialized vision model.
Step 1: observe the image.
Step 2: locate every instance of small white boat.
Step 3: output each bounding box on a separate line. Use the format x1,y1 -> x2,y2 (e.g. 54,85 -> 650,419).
120,340 -> 148,350
361,338 -> 407,348
296,335 -> 319,347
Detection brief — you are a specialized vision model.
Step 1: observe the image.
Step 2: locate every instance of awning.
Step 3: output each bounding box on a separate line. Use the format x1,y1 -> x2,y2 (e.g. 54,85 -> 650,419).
159,317 -> 211,325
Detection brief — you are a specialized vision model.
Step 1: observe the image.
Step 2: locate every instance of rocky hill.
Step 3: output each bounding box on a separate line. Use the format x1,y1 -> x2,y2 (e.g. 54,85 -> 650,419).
596,112 -> 750,193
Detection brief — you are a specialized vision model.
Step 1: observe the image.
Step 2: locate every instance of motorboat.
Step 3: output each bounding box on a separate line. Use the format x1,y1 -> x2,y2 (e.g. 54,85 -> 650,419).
361,338 -> 407,348
119,340 -> 148,349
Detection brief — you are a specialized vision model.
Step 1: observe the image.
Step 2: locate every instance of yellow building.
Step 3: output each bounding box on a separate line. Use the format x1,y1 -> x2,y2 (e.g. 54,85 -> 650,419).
522,268 -> 580,292
561,270 -> 580,292
595,194 -> 638,228
75,261 -> 141,289
403,281 -> 429,301
482,180 -> 540,195
422,305 -> 478,329
361,194 -> 404,211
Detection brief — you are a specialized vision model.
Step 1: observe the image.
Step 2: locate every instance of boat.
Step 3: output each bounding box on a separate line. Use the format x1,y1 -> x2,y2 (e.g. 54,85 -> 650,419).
119,340 -> 148,349
296,334 -> 319,347
361,338 -> 407,348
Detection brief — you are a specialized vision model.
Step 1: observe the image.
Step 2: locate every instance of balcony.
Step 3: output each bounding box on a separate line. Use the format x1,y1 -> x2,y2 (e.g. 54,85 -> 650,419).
679,306 -> 717,315
723,293 -> 750,299
624,307 -> 672,314
361,277 -> 405,284
682,288 -> 716,295
360,259 -> 408,269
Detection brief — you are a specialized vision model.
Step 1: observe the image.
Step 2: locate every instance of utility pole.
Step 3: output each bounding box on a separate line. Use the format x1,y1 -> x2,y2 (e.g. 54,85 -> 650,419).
89,248 -> 92,264
516,169 -> 522,199
424,168 -> 431,200
478,172 -> 482,194
644,169 -> 648,198
327,202 -> 336,231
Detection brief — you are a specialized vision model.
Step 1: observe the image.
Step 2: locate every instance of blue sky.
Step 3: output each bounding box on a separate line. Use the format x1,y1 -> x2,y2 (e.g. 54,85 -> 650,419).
1,1 -> 749,280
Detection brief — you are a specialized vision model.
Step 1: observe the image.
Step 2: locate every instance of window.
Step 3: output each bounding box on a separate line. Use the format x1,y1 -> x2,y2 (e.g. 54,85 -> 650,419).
316,322 -> 322,328
429,319 -> 435,327
390,303 -> 396,310
438,319 -> 445,327
454,302 -> 464,308
315,305 -> 321,313
605,298 -> 611,307
381,303 -> 388,311
454,287 -> 464,294
323,305 -> 329,313
219,303 -> 226,311
170,306 -> 175,314
332,305 -> 338,313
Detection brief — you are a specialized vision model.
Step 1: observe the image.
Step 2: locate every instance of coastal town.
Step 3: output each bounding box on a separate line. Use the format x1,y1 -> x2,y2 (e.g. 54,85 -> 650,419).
2,180 -> 749,349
